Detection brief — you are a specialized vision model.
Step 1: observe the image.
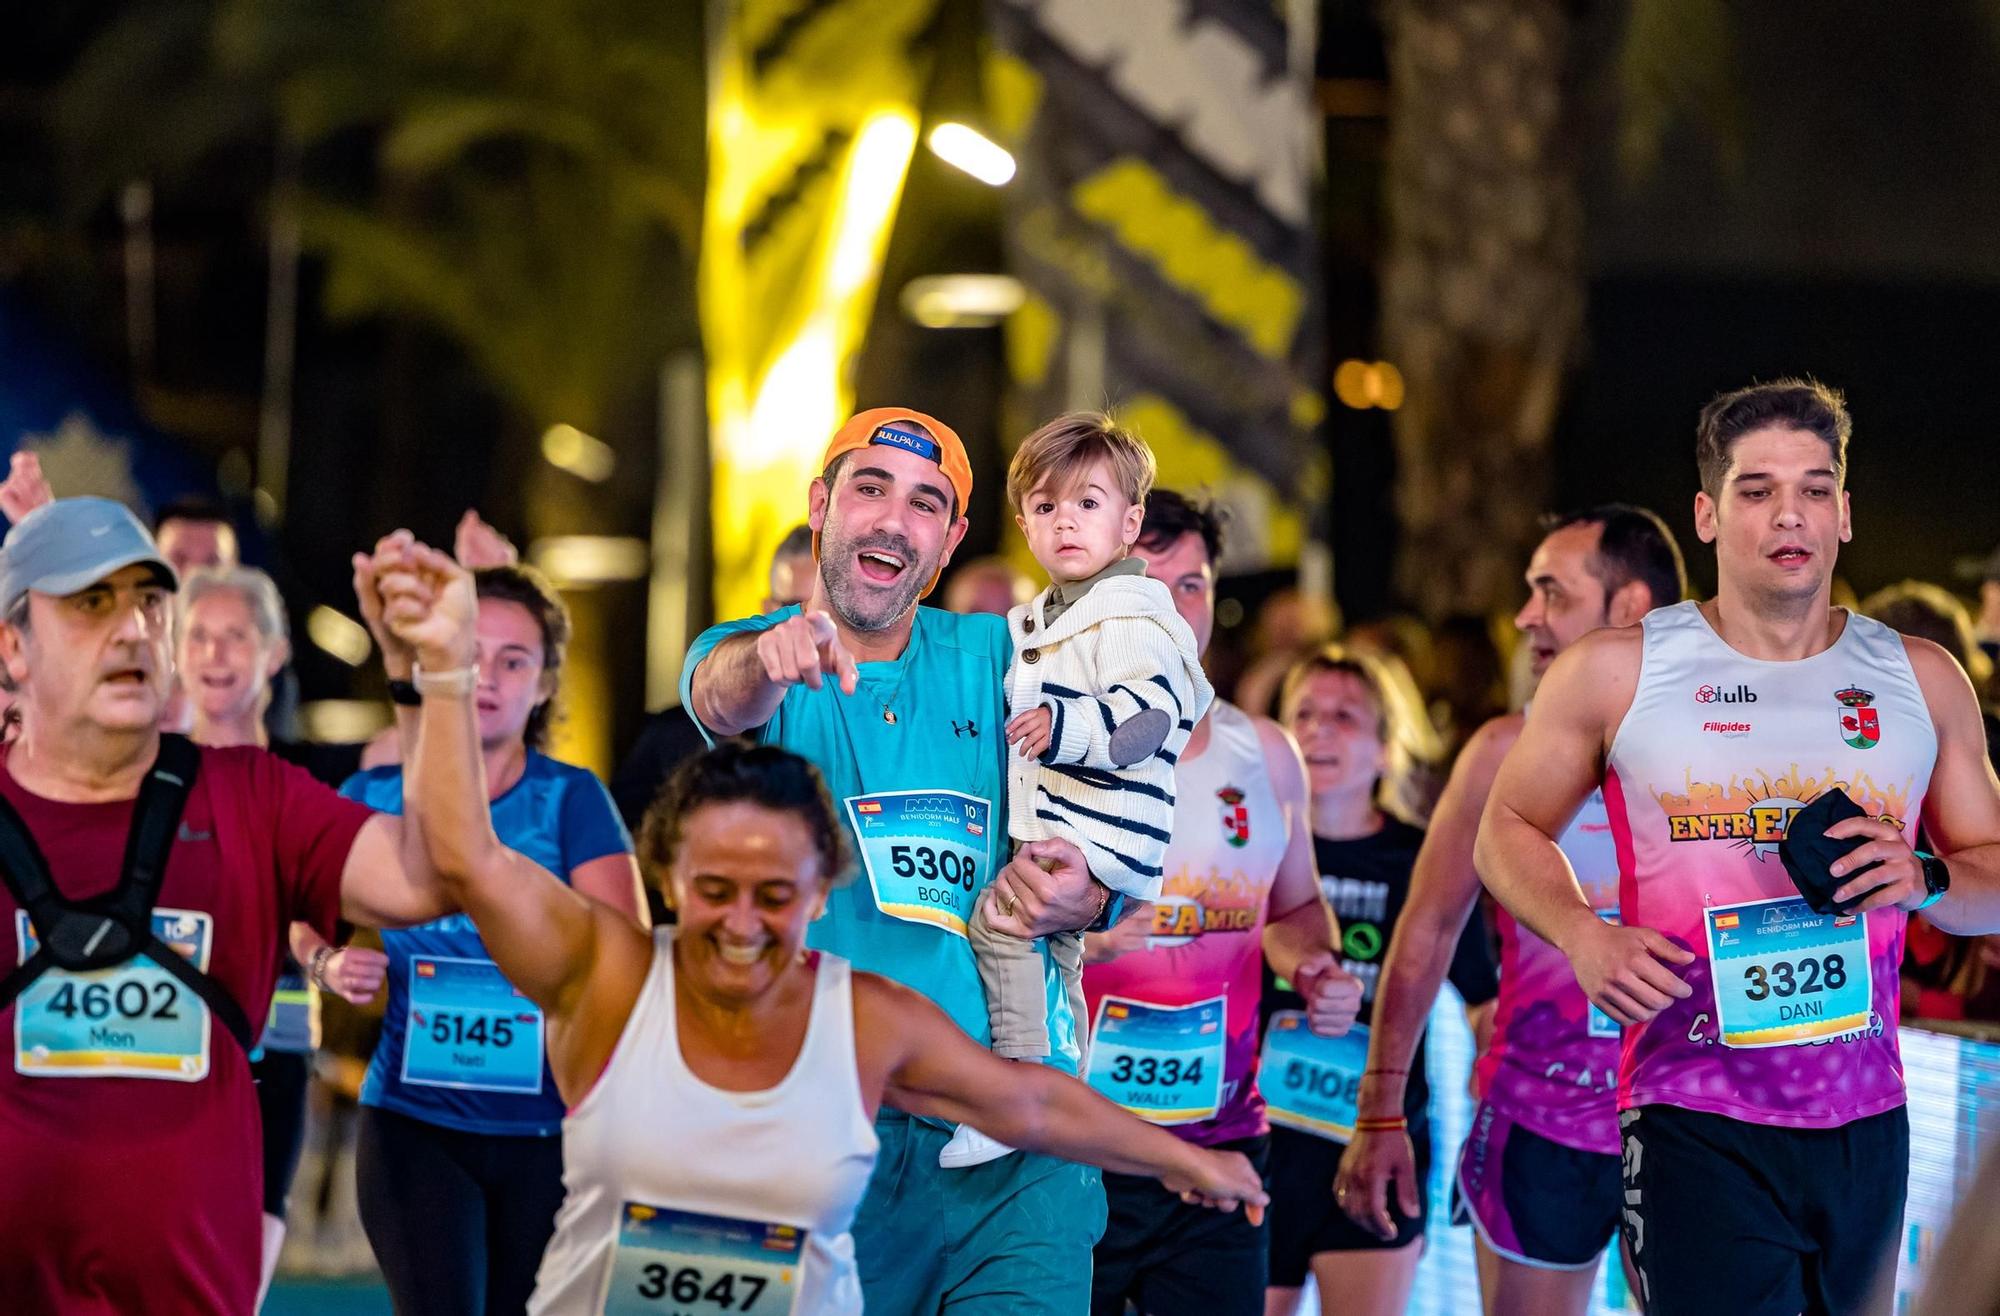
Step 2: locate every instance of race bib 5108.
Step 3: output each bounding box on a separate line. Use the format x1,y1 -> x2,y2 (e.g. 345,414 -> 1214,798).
1261,1014 -> 1369,1141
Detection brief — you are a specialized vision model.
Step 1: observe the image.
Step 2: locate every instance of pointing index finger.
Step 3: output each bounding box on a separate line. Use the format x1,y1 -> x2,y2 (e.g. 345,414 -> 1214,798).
832,637 -> 859,696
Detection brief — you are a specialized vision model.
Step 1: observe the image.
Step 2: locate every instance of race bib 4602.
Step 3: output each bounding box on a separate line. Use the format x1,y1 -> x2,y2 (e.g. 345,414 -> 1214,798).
15,909 -> 214,1081
843,791 -> 990,937
1703,896 -> 1872,1048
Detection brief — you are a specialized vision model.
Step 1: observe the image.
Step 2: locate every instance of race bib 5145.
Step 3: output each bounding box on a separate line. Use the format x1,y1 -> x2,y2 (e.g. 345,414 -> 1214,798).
401,956 -> 545,1094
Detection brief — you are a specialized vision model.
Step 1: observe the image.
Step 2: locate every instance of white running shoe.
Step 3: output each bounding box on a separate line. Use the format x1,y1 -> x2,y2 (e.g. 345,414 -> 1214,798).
938,1123 -> 1016,1169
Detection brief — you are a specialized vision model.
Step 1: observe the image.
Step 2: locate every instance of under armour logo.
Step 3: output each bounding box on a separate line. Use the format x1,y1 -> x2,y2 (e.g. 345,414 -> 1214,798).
952,719 -> 978,739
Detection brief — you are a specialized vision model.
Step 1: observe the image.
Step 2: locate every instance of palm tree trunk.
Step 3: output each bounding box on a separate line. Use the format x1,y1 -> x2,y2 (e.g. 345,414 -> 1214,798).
1381,0 -> 1582,618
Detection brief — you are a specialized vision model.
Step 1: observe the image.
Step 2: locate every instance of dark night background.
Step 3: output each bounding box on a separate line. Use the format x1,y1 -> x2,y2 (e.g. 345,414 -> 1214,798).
3,1 -> 1997,757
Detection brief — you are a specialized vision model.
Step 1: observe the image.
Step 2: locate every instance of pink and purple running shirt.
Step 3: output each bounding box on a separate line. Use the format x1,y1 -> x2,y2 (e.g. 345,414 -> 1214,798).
1477,788 -> 1623,1155
1602,602 -> 1934,1129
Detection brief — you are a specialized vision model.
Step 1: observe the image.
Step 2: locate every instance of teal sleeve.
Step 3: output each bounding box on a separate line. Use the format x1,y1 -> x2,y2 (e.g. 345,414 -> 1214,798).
678,607 -> 795,745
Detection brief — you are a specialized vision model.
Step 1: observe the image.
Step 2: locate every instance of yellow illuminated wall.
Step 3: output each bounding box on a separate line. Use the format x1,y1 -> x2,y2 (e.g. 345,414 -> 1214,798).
702,0 -> 940,621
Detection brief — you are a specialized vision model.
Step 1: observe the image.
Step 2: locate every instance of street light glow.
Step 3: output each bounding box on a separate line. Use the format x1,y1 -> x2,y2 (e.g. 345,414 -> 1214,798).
927,122 -> 1016,186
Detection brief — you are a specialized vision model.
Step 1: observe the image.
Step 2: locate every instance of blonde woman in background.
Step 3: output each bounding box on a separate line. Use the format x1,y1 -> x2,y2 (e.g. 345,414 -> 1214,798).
1261,645 -> 1498,1316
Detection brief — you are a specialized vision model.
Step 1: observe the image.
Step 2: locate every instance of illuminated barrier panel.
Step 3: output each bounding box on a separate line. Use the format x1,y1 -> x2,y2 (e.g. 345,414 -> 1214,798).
701,0 -> 941,623
1395,1007 -> 2000,1314
987,0 -> 1327,575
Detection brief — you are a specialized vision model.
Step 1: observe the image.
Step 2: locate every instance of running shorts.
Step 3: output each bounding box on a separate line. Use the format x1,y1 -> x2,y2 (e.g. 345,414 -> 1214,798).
1618,1103 -> 1907,1316
1092,1135 -> 1270,1316
1451,1097 -> 1619,1269
1267,1122 -> 1428,1286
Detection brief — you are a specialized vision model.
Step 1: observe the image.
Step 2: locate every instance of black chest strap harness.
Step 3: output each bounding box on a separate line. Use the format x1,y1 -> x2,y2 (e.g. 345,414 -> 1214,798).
0,735 -> 254,1053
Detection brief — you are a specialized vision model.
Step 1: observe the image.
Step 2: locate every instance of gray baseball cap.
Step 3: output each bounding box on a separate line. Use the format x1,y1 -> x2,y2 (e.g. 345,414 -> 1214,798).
0,497 -> 178,616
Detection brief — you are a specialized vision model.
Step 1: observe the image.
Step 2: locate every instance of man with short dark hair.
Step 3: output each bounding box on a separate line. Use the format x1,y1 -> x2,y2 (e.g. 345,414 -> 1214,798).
1478,380 -> 2000,1315
0,500 -> 451,1315
153,496 -> 241,578
1082,489 -> 1361,1316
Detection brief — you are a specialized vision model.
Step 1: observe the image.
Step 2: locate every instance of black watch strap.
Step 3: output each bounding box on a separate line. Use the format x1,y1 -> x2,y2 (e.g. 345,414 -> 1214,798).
387,679 -> 422,707
1921,851 -> 1952,899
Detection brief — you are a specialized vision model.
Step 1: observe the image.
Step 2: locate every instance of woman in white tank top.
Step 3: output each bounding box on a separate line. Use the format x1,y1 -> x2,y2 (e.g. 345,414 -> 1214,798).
367,543 -> 1271,1315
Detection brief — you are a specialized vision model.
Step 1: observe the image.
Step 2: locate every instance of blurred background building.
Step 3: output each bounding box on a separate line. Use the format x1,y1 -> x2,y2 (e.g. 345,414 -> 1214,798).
7,1 -> 2000,775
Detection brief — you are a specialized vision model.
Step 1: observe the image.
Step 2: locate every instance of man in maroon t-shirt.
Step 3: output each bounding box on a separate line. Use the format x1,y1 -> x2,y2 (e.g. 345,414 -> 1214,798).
0,499 -> 451,1315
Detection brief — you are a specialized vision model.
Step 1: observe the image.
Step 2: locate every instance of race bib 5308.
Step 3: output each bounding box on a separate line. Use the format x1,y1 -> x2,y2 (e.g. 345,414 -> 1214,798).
15,908 -> 214,1081
1703,896 -> 1872,1048
843,791 -> 990,938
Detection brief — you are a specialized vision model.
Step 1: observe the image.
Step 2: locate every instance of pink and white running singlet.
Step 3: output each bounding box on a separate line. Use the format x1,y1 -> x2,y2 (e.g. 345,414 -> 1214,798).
1083,700 -> 1287,1146
1604,602 -> 1935,1128
1477,788 -> 1622,1155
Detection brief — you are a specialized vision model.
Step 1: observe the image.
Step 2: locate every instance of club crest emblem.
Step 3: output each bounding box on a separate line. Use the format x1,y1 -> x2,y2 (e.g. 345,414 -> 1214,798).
1218,786 -> 1250,848
1836,685 -> 1879,750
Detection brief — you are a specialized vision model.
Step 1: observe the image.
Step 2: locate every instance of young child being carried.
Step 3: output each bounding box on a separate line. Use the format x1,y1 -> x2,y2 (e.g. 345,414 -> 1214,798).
942,413 -> 1214,1168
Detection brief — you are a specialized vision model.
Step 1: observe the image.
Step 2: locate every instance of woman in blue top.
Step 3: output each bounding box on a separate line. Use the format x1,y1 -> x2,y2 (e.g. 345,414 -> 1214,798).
345,563 -> 647,1316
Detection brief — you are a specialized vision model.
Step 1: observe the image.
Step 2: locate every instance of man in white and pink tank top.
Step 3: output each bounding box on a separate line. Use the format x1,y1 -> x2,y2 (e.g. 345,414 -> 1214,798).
1337,505 -> 1685,1315
1477,380 -> 2000,1316
1081,492 -> 1363,1316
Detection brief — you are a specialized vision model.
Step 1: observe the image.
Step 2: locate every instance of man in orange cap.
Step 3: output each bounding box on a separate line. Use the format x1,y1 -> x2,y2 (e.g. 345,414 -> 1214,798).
682,407 -> 1116,1314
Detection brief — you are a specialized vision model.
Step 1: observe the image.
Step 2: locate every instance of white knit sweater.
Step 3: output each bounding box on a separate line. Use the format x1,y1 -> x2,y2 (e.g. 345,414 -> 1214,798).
1005,573 -> 1215,900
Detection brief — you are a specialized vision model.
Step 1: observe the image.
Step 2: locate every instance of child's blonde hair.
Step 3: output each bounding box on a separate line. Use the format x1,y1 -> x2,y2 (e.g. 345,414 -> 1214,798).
1007,412 -> 1156,512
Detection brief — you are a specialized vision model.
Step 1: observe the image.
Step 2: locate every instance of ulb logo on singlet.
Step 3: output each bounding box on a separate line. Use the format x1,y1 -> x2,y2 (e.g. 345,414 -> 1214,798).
1218,786 -> 1250,848
1836,685 -> 1880,749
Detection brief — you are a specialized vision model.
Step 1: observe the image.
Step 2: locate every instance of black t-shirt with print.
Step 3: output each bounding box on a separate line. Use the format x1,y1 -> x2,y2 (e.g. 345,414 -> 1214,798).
1262,818 -> 1499,1122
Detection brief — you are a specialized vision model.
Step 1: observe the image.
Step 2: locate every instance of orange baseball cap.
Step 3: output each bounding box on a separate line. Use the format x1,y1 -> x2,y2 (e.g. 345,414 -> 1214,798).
816,406 -> 972,598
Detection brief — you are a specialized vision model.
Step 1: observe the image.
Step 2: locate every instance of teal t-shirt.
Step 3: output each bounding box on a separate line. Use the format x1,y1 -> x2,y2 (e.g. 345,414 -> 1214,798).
682,605 -> 1079,1072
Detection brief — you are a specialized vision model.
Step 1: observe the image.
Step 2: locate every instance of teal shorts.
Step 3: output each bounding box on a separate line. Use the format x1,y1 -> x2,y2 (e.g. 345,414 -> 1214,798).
852,1113 -> 1106,1315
